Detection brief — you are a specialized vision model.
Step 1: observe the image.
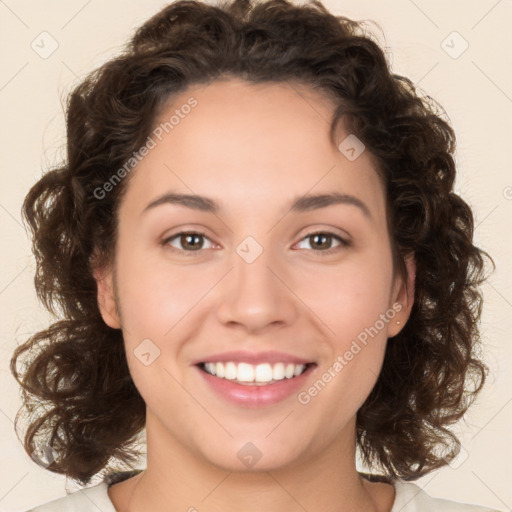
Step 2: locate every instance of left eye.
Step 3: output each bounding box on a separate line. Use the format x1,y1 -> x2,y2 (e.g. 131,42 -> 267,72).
163,231 -> 349,255
294,232 -> 349,255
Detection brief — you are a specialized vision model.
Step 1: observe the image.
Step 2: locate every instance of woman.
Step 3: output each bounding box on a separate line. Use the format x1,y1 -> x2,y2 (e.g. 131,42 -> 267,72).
11,0 -> 500,510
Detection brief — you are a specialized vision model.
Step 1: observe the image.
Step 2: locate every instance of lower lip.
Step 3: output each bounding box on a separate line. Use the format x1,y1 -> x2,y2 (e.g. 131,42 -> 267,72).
195,364 -> 317,408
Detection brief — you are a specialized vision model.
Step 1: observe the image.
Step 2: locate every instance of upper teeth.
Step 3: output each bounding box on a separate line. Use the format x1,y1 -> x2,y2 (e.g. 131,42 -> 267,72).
202,362 -> 307,384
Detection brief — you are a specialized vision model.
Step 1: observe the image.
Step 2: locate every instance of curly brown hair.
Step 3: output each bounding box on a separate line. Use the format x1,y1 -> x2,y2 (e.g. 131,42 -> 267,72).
10,0 -> 495,486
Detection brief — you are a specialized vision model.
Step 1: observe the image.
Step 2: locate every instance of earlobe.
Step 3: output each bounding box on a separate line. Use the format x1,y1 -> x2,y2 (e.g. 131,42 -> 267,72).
93,265 -> 121,329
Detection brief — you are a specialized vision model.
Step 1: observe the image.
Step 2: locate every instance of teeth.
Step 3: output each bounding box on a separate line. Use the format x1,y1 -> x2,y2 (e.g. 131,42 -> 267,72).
202,361 -> 308,384
215,362 -> 225,378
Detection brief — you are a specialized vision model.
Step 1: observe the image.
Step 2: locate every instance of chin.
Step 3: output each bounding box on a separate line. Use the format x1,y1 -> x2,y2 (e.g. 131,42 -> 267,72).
199,440 -> 301,474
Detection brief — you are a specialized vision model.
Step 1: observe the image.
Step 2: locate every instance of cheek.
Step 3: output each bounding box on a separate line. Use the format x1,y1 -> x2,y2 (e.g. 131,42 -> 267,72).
115,244 -> 208,334
299,251 -> 394,343
300,264 -> 393,421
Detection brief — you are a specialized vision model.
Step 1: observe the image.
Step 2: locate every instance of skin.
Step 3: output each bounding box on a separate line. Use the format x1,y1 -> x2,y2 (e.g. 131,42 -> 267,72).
95,78 -> 415,512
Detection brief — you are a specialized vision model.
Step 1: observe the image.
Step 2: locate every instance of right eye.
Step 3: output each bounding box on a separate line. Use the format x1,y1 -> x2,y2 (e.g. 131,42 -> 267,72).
162,231 -> 215,255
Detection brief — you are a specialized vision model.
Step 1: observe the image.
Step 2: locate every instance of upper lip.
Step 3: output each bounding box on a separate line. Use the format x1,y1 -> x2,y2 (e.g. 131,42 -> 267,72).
192,350 -> 316,366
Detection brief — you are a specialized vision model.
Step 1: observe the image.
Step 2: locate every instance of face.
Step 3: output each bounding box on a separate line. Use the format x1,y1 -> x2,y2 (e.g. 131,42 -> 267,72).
95,78 -> 415,472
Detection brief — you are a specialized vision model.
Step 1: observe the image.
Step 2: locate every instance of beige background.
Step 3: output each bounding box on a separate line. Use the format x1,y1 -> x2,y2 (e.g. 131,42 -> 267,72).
1,0 -> 511,510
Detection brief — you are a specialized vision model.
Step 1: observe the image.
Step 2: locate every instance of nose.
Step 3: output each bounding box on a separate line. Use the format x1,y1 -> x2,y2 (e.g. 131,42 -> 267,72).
215,242 -> 299,333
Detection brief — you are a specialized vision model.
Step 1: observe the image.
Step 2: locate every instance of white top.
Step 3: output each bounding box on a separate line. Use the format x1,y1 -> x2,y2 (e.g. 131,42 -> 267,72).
25,479 -> 502,512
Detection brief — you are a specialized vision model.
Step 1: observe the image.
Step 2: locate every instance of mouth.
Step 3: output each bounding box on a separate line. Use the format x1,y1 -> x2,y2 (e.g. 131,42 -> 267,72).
192,349 -> 319,407
197,361 -> 316,386
195,360 -> 318,407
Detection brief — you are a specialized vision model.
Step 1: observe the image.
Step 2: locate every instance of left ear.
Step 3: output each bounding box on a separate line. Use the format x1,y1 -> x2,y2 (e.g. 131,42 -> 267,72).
387,252 -> 416,338
92,262 -> 122,330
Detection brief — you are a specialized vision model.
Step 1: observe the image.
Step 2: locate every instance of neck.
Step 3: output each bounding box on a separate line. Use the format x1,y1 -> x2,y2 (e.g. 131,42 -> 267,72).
109,409 -> 395,512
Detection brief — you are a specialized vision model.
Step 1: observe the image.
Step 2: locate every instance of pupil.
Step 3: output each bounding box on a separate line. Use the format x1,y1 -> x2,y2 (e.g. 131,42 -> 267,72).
183,233 -> 202,250
312,234 -> 330,249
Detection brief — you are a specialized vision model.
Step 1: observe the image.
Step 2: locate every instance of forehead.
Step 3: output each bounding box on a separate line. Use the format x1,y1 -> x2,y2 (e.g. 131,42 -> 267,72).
120,78 -> 387,226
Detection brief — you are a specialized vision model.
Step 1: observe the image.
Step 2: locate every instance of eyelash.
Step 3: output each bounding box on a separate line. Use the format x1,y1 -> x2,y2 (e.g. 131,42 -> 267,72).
162,230 -> 350,257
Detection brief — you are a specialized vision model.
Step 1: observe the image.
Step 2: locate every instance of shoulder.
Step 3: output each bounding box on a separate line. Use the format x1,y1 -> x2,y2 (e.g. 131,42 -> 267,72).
392,481 -> 503,512
24,481 -> 115,512
24,473 -> 503,512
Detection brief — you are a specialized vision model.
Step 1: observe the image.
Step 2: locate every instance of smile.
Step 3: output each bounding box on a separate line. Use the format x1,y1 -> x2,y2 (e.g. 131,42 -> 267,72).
196,362 -> 317,407
200,361 -> 312,385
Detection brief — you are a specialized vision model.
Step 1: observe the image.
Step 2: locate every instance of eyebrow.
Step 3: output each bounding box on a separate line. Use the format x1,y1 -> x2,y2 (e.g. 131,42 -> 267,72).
141,191 -> 373,221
